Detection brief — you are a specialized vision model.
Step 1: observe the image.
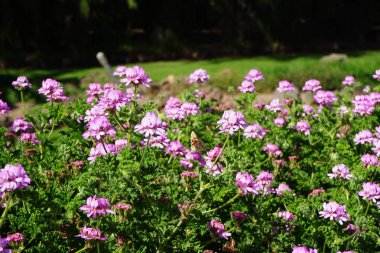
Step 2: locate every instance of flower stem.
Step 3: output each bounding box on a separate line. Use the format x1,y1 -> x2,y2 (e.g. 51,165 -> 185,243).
202,192 -> 240,214
114,113 -> 128,133
20,90 -> 25,113
74,246 -> 88,253
0,194 -> 12,229
208,135 -> 230,172
139,135 -> 151,168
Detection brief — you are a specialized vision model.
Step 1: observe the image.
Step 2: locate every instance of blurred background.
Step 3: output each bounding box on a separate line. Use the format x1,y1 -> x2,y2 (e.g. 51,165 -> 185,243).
1,0 -> 380,109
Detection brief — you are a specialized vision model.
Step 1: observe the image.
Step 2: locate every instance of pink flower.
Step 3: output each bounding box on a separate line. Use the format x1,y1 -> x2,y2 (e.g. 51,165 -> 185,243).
361,154 -> 379,168
302,79 -> 321,92
276,183 -> 292,196
141,133 -> 170,149
134,112 -> 167,137
342,75 -> 355,86
352,95 -> 375,116
265,99 -> 283,112
114,202 -> 132,210
353,130 -> 373,144
235,172 -> 257,195
77,226 -> 107,241
292,246 -> 318,253
19,133 -> 40,145
245,69 -> 264,82
217,110 -> 247,135
238,80 -> 256,93
113,66 -> 127,77
194,89 -> 206,98
80,195 -> 115,218
244,124 -> 267,139
98,89 -> 129,111
6,233 -> 24,242
88,143 -> 118,163
294,120 -> 311,135
208,220 -> 231,240
38,78 -> 68,102
373,69 -> 380,80
319,201 -> 350,225
328,164 -> 353,180
358,182 -> 380,204
0,100 -> 10,115
119,66 -> 151,87
180,171 -> 198,179
84,105 -> 107,122
255,171 -> 274,195
314,90 -> 337,107
263,143 -> 282,157
189,69 -> 209,84
309,188 -> 325,196
12,76 -> 32,89
0,164 -> 31,192
165,141 -> 186,157
115,139 -> 128,150
278,211 -> 294,222
274,117 -> 286,127
180,102 -> 200,116
11,117 -> 33,133
83,116 -> 116,141
277,80 -> 295,93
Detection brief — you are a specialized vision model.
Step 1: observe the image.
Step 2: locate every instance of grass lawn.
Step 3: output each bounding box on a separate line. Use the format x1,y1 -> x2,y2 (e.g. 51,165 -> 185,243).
1,50 -> 380,104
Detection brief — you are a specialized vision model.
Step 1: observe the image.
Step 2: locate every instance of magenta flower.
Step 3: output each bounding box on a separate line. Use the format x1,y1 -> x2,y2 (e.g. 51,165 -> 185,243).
38,78 -> 69,102
6,233 -> 24,242
19,133 -> 41,145
98,89 -> 129,111
84,105 -> 107,122
274,117 -> 286,127
245,69 -> 264,82
235,172 -> 257,195
83,116 -> 116,141
88,143 -> 118,163
309,188 -> 325,196
292,246 -> 318,253
141,132 -> 170,149
217,110 -> 247,135
180,102 -> 200,116
314,90 -> 337,107
265,99 -> 283,112
115,139 -> 128,150
0,99 -> 10,115
231,211 -> 247,221
277,80 -> 295,93
244,124 -> 267,139
352,95 -> 375,116
113,66 -> 127,77
342,75 -> 355,86
85,83 -> 103,97
353,130 -> 373,144
238,80 -> 256,93
373,69 -> 380,80
134,112 -> 166,137
165,140 -> 186,158
208,220 -> 231,240
119,66 -> 151,87
80,195 -> 115,218
0,164 -> 31,192
278,211 -> 294,222
263,143 -> 282,157
188,69 -> 209,84
180,171 -> 198,179
276,183 -> 292,196
302,105 -> 314,115
255,171 -> 274,195
205,147 -> 224,176
361,154 -> 379,168
12,76 -> 32,89
319,201 -> 350,225
302,79 -> 321,92
77,226 -> 107,241
11,117 -> 33,133
328,164 -> 353,180
358,182 -> 380,204
294,120 -> 311,135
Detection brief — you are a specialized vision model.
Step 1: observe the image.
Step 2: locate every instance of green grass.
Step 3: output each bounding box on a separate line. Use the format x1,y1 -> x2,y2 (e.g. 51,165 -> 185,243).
1,50 -> 380,104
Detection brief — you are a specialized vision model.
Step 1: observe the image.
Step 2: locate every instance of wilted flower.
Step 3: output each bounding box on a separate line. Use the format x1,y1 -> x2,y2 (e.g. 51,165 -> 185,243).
309,188 -> 325,196
38,78 -> 69,102
77,227 -> 108,241
361,154 -> 379,168
294,120 -> 311,135
328,164 -> 353,180
114,202 -> 132,211
217,110 -> 247,135
238,80 -> 256,93
277,80 -> 295,93
135,112 -> 167,137
245,69 -> 264,82
235,172 -> 257,195
0,164 -> 31,192
194,89 -> 206,98
189,69 -> 209,84
314,90 -> 337,107
244,124 -> 267,139
0,99 -> 10,115
302,79 -> 321,92
180,171 -> 198,179
319,201 -> 350,225
338,106 -> 349,115
353,130 -> 373,144
265,99 -> 283,112
80,195 -> 115,218
119,66 -> 151,87
263,143 -> 282,157
342,75 -> 355,86
358,182 -> 380,204
231,211 -> 247,221
12,76 -> 32,89
208,220 -> 231,240
373,69 -> 380,80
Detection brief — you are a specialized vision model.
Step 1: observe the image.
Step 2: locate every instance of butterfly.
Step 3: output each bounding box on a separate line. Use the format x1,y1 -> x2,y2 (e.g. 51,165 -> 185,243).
191,131 -> 204,152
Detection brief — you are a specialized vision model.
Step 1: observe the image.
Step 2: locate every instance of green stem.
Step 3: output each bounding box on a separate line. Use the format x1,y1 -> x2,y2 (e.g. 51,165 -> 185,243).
114,113 -> 128,133
364,200 -> 370,216
202,192 -> 240,214
20,90 -> 25,113
208,135 -> 230,172
74,246 -> 88,253
0,194 -> 12,229
139,135 -> 151,168
97,242 -> 101,253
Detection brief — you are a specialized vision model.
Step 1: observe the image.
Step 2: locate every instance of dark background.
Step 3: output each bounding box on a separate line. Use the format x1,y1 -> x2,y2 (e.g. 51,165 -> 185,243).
1,0 -> 379,68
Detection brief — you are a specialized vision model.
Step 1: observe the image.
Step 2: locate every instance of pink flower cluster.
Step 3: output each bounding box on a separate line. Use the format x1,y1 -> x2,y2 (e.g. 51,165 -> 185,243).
38,78 -> 69,102
12,76 -> 32,89
188,69 -> 209,84
292,246 -> 318,253
80,195 -> 115,218
327,164 -> 353,180
208,220 -> 231,240
164,97 -> 200,120
302,79 -> 321,92
135,112 -> 170,149
114,66 -> 151,87
205,146 -> 224,176
235,171 -> 274,196
319,201 -> 350,225
294,120 -> 311,135
358,182 -> 380,207
263,143 -> 282,157
10,117 -> 40,145
0,164 -> 31,192
314,90 -> 337,107
217,110 -> 247,135
0,99 -> 10,115
277,80 -> 295,93
244,124 -> 268,139
77,226 -> 107,241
